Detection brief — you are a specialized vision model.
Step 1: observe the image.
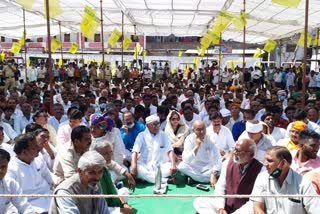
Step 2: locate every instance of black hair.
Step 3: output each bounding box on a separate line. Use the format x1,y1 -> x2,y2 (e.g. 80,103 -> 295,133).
261,112 -> 274,122
298,129 -> 320,145
25,123 -> 43,133
71,125 -> 90,142
266,146 -> 292,165
32,109 -> 47,121
0,149 -> 10,162
209,112 -> 222,120
68,108 -> 83,120
13,133 -> 36,155
293,110 -> 307,120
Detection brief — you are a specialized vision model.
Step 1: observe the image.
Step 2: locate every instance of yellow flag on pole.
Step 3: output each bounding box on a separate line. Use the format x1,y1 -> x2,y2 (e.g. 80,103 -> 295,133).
80,5 -> 101,39
230,60 -> 235,70
19,35 -> 25,46
257,61 -> 262,69
232,10 -> 246,31
45,0 -> 63,18
212,10 -> 234,34
125,62 -> 131,68
0,51 -> 5,62
143,50 -> 147,57
171,68 -> 177,74
27,58 -> 31,68
186,64 -> 190,73
108,28 -> 122,48
313,31 -> 319,47
200,34 -> 213,49
272,0 -> 301,8
263,39 -> 277,52
9,42 -> 21,54
51,38 -> 62,53
297,33 -> 312,47
69,43 -> 78,54
58,58 -> 63,67
122,36 -> 132,50
16,0 -> 36,10
197,46 -> 206,57
253,48 -> 265,58
193,57 -> 200,67
178,51 -> 183,57
107,48 -> 111,54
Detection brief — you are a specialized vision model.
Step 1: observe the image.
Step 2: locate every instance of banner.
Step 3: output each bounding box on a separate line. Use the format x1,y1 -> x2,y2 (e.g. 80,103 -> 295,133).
263,39 -> 277,52
80,5 -> 101,39
272,0 -> 301,8
69,43 -> 78,54
9,42 -> 21,54
45,0 -> 63,18
122,36 -> 132,50
16,0 -> 36,10
51,38 -> 62,53
297,32 -> 312,47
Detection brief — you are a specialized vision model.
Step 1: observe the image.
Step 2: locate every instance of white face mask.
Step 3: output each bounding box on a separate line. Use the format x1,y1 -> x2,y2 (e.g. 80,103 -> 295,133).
127,123 -> 134,129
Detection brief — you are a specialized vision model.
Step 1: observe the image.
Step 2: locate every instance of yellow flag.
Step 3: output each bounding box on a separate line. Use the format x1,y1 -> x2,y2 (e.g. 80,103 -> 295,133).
19,35 -> 25,46
9,42 -> 21,54
200,34 -> 213,49
233,10 -> 246,31
108,28 -> 122,48
272,0 -> 301,8
44,0 -> 63,18
27,58 -> 31,68
197,46 -> 206,57
69,43 -> 78,54
186,64 -> 190,73
171,68 -> 177,74
16,0 -> 36,10
58,58 -> 63,67
125,62 -> 131,68
51,38 -> 62,53
254,48 -> 265,58
263,39 -> 277,52
178,51 -> 183,57
80,5 -> 101,39
193,57 -> 200,67
218,54 -> 223,62
143,50 -> 147,57
297,33 -> 312,47
107,48 -> 111,54
313,31 -> 319,47
122,36 -> 132,50
212,10 -> 234,34
0,51 -> 5,62
207,30 -> 220,45
230,60 -> 235,70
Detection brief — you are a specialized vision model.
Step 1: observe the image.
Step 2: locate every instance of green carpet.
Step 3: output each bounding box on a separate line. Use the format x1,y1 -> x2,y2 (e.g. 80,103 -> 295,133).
128,179 -> 213,214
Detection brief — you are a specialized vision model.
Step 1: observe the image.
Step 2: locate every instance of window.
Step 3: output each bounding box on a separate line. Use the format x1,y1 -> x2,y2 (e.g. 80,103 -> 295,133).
64,34 -> 70,42
94,34 -> 101,42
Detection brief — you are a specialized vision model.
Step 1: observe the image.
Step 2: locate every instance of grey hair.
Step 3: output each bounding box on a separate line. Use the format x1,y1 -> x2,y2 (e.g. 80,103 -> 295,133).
77,151 -> 106,170
90,141 -> 113,151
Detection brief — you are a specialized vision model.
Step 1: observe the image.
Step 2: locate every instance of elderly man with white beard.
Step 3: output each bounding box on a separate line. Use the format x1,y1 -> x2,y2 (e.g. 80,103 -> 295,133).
193,139 -> 263,214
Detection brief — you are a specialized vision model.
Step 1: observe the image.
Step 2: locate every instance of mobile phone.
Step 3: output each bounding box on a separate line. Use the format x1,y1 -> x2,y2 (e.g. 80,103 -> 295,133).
196,184 -> 209,191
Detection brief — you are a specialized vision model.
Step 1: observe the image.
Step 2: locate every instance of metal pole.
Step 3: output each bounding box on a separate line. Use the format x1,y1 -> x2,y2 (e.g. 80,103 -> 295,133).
100,0 -> 105,82
45,0 -> 53,115
316,28 -> 319,71
218,32 -> 222,82
242,0 -> 246,84
59,22 -> 63,63
302,0 -> 309,108
279,40 -> 282,67
121,11 -> 124,70
23,8 -> 27,83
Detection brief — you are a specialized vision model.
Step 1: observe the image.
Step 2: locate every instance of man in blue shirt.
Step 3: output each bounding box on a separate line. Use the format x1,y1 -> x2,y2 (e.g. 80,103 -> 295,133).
120,111 -> 145,163
232,109 -> 254,141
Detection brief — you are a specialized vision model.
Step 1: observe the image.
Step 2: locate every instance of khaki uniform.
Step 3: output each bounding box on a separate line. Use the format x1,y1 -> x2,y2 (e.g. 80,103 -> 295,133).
3,65 -> 16,90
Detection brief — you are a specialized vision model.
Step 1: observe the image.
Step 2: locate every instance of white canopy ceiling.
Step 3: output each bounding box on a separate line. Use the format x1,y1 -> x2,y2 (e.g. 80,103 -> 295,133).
0,0 -> 320,43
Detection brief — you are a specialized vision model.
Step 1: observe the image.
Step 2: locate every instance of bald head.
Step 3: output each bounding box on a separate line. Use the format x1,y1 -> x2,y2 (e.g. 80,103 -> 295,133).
193,120 -> 206,139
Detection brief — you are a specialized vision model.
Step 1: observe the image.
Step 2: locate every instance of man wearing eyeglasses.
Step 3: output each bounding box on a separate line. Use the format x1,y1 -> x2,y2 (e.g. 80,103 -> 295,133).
194,138 -> 263,213
131,115 -> 177,183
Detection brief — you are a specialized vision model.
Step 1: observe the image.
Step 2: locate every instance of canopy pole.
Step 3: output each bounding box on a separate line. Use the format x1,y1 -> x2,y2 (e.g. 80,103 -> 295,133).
316,28 -> 319,71
100,0 -> 105,82
218,32 -> 222,82
121,11 -> 124,71
59,22 -> 63,63
279,40 -> 282,67
23,8 -> 27,83
45,0 -> 53,115
302,0 -> 309,108
242,0 -> 246,84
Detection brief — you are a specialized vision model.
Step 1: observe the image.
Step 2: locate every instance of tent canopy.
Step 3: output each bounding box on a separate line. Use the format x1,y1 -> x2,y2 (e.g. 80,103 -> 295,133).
1,0 -> 320,43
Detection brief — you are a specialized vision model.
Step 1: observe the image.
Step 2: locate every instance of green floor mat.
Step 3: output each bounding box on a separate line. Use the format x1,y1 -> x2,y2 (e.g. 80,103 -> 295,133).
128,181 -> 213,214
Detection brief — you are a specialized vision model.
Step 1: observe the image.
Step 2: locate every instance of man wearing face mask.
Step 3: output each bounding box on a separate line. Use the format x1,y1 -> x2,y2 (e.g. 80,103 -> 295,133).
120,111 -> 145,163
97,97 -> 107,114
251,146 -> 320,214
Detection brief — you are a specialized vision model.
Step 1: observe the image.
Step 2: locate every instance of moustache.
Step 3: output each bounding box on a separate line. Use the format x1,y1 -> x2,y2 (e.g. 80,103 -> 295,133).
89,179 -> 100,183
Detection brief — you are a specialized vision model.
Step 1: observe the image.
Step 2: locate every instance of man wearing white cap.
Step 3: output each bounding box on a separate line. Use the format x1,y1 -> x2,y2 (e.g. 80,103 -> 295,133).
220,108 -> 232,130
238,120 -> 274,163
131,115 -> 177,183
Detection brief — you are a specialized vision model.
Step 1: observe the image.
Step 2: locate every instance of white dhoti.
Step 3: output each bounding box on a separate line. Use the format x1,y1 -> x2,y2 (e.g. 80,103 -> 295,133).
178,162 -> 212,183
137,162 -> 171,183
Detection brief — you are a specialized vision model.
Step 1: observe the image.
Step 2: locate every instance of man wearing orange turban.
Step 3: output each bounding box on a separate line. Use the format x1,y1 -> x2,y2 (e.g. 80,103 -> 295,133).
277,121 -> 307,152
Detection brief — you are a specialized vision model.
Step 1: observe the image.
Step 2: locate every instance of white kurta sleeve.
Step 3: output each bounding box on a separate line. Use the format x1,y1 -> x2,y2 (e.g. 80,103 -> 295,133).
132,132 -> 144,153
182,134 -> 196,164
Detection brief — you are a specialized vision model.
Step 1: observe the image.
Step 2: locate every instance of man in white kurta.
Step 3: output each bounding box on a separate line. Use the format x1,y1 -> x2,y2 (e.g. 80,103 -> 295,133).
178,120 -> 221,184
131,115 -> 177,183
206,112 -> 235,160
7,134 -> 53,213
